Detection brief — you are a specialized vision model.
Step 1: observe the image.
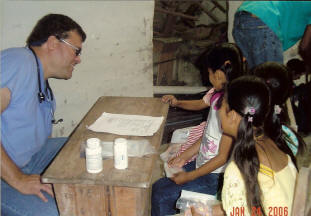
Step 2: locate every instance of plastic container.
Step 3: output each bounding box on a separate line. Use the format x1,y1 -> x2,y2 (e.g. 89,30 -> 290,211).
114,138 -> 128,169
85,138 -> 103,173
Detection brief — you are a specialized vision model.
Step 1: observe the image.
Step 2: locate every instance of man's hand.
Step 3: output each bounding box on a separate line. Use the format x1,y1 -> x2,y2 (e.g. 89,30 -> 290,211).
170,171 -> 193,185
16,174 -> 54,202
161,95 -> 178,107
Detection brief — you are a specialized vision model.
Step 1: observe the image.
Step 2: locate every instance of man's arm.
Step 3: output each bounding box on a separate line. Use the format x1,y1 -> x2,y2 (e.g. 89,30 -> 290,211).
0,87 -> 53,202
0,145 -> 53,202
299,24 -> 311,68
0,88 -> 11,113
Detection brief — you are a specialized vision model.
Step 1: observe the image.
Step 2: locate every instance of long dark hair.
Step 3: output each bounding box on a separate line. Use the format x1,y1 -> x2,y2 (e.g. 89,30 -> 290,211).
195,42 -> 246,87
226,76 -> 270,215
253,62 -> 306,157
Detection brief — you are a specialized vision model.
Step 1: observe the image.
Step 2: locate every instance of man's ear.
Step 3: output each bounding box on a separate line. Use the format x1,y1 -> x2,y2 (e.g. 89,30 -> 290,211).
46,35 -> 58,51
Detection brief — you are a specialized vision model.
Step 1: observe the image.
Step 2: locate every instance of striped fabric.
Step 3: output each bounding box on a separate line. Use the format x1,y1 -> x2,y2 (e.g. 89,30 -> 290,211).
173,88 -> 216,165
175,121 -> 207,164
259,163 -> 274,178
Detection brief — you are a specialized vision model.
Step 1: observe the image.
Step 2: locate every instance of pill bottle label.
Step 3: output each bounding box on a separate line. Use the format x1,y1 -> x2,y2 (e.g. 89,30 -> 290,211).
114,138 -> 128,169
86,138 -> 103,173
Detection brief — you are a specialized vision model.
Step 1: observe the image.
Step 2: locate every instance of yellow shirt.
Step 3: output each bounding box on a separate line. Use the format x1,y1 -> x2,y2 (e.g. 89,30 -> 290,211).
222,155 -> 297,216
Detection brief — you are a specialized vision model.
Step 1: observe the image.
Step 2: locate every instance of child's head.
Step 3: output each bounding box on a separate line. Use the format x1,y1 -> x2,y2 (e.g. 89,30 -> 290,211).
252,62 -> 291,107
253,62 -> 305,155
219,75 -> 270,212
219,76 -> 270,139
195,43 -> 245,91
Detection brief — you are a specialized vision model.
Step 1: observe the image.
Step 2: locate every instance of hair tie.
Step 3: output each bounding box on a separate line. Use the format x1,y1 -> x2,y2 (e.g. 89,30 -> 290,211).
245,107 -> 256,122
274,105 -> 282,115
248,116 -> 253,122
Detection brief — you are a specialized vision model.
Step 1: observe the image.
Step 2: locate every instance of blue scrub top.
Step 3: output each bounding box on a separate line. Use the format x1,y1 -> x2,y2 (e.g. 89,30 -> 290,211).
1,47 -> 55,168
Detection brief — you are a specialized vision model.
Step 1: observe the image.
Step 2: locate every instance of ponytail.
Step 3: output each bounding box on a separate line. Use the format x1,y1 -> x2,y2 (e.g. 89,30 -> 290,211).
233,113 -> 266,215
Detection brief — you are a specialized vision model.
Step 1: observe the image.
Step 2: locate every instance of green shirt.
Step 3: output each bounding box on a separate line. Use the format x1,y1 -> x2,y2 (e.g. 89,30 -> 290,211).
238,1 -> 311,51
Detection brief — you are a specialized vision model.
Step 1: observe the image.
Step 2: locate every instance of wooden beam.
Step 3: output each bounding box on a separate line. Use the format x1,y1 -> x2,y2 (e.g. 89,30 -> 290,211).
211,0 -> 226,13
196,2 -> 218,22
155,7 -> 198,21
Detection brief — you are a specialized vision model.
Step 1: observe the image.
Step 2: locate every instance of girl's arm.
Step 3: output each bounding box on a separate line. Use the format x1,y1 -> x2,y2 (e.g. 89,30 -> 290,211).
162,95 -> 209,111
171,135 -> 232,184
168,137 -> 202,168
177,99 -> 209,111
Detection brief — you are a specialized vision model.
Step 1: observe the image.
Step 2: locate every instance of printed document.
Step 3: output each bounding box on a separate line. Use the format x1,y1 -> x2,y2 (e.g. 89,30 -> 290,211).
87,112 -> 164,136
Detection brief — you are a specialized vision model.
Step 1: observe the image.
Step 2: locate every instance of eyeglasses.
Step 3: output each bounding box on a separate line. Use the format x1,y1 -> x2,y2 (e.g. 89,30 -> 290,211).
55,35 -> 82,56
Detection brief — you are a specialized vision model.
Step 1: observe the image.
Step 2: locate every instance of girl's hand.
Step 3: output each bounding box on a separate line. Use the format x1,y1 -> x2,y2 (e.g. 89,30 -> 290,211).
168,156 -> 186,168
170,171 -> 192,184
162,95 -> 178,107
190,206 -> 202,216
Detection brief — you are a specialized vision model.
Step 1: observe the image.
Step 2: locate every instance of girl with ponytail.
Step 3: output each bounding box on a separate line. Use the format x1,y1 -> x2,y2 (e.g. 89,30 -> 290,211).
218,76 -> 297,216
252,62 -> 306,157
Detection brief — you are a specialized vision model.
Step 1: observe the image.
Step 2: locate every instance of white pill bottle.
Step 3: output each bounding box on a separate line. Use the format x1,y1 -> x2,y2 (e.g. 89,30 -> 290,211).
114,138 -> 128,169
85,138 -> 103,173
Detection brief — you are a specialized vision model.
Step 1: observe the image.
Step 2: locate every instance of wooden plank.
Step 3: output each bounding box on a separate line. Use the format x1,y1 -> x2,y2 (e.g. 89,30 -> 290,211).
42,97 -> 169,188
196,2 -> 218,22
291,167 -> 311,216
110,186 -> 149,216
54,184 -> 107,216
155,7 -> 198,21
211,0 -> 226,13
54,184 -> 149,216
156,43 -> 179,85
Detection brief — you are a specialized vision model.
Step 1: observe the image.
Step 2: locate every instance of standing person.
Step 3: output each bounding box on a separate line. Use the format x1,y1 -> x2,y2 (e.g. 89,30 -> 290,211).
152,43 -> 245,216
1,14 -> 86,216
232,1 -> 311,70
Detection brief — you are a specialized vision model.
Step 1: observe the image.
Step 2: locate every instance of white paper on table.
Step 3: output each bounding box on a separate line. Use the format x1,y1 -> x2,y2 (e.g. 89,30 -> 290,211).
87,112 -> 164,136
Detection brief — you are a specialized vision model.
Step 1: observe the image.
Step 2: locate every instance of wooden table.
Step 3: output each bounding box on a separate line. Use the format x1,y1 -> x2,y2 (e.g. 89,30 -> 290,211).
42,96 -> 169,216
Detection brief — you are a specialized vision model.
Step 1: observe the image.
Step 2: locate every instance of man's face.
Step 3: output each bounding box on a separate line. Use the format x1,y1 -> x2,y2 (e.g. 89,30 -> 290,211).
53,30 -> 83,80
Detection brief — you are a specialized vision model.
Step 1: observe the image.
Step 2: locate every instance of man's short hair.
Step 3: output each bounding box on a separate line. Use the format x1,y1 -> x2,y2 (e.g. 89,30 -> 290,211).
26,13 -> 86,46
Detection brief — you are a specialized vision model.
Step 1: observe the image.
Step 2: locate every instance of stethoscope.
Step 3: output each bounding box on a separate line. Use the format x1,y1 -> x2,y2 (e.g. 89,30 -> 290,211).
28,46 -> 63,124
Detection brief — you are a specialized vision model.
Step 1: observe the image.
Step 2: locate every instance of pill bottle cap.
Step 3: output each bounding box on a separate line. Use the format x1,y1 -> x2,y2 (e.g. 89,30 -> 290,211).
114,138 -> 127,145
87,138 -> 101,148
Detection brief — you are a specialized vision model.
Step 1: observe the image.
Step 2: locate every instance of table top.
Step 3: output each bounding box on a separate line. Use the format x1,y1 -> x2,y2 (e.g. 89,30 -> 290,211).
42,96 -> 169,188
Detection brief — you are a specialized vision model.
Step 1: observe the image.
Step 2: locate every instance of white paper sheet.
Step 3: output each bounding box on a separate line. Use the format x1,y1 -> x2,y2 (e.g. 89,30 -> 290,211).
87,112 -> 164,136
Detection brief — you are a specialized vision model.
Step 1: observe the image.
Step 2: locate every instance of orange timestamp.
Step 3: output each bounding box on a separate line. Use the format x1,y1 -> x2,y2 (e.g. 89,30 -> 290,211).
229,206 -> 289,216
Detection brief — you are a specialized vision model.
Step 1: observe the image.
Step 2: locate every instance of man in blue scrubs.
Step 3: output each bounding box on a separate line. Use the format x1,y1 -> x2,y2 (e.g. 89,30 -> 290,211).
0,14 -> 86,216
